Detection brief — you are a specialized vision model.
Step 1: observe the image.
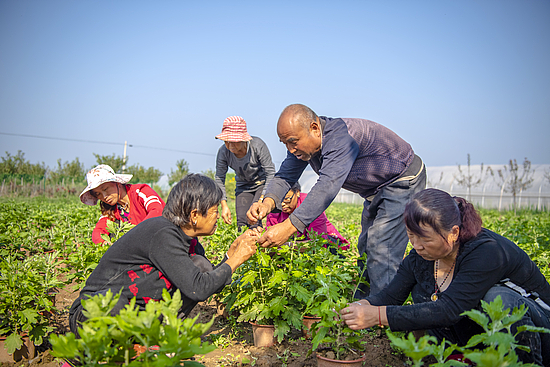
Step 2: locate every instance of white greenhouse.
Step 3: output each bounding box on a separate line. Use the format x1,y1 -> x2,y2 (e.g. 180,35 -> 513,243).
299,164 -> 550,211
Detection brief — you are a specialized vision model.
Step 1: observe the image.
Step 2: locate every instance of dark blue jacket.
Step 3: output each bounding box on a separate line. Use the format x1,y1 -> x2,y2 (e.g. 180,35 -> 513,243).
265,116 -> 414,232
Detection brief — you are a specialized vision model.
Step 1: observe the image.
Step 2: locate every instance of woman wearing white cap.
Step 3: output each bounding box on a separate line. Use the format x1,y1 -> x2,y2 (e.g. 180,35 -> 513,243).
215,116 -> 275,230
80,164 -> 165,244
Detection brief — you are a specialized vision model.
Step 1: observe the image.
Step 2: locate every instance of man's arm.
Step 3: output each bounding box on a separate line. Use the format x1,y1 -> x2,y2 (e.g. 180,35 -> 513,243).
288,122 -> 360,232
264,151 -> 309,211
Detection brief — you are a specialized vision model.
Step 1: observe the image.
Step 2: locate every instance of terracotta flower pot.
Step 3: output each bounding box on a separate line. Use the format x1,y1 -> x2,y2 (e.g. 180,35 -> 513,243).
302,315 -> 321,338
0,333 -> 36,363
249,322 -> 276,347
316,353 -> 366,367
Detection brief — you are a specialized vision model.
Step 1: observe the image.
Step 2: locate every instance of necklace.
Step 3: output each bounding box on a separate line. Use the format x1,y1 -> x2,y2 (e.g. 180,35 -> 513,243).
116,184 -> 130,211
431,259 -> 456,301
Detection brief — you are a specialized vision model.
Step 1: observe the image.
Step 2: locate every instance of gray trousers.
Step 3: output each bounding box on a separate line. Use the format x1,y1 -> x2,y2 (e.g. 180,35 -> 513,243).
356,165 -> 426,297
429,285 -> 550,366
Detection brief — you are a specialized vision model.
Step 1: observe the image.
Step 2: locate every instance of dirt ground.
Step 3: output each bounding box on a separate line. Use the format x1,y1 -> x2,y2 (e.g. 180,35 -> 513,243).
2,283 -> 410,367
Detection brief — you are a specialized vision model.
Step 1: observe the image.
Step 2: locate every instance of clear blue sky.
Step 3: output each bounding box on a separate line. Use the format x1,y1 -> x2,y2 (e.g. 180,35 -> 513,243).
1,0 -> 549,176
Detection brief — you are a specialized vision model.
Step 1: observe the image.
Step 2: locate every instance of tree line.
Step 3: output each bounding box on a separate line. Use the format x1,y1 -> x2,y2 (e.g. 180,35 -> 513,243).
0,150 -> 212,186
3,150 -> 546,210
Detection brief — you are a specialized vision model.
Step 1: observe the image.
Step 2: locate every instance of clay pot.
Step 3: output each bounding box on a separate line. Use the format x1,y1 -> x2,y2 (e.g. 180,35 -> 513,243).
0,333 -> 36,363
316,353 -> 366,367
302,315 -> 321,338
249,322 -> 276,347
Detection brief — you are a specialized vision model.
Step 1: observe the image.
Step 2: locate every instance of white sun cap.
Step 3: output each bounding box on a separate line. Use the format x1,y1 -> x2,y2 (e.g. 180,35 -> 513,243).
79,164 -> 133,206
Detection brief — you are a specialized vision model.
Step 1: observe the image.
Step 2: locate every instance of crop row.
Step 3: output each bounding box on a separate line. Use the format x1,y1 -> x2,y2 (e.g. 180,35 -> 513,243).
1,197 -> 549,365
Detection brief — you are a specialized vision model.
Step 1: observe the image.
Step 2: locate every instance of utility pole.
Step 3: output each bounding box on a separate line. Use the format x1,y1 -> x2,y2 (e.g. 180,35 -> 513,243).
122,141 -> 128,173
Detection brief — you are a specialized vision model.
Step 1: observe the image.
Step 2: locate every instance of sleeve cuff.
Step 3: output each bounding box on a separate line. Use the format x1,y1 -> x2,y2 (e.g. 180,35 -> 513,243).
265,193 -> 283,211
289,214 -> 307,233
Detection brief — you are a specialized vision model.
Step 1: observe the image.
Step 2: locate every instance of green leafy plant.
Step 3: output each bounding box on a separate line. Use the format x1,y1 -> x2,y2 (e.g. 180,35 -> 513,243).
303,242 -> 365,361
64,240 -> 110,290
226,244 -> 304,341
461,295 -> 549,366
307,278 -> 364,361
50,288 -> 216,366
100,219 -> 136,245
224,231 -> 359,346
387,332 -> 464,367
0,255 -> 56,354
277,348 -> 300,367
207,333 -> 232,349
387,295 -> 550,366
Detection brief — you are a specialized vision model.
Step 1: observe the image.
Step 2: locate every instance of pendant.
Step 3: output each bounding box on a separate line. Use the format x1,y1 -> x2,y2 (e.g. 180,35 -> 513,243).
431,293 -> 438,302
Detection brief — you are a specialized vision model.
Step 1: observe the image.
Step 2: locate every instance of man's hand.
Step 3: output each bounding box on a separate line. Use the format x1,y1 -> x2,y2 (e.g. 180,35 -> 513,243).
220,200 -> 232,225
257,218 -> 297,248
247,197 -> 275,225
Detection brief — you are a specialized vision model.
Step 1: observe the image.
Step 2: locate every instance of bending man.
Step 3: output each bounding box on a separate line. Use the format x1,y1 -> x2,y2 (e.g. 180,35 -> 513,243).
247,104 -> 426,297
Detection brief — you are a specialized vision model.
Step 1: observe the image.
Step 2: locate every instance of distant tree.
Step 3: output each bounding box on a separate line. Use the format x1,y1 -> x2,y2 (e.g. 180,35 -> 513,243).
545,169 -> 550,185
201,168 -> 215,180
50,157 -> 86,179
0,150 -> 46,176
427,171 -> 444,189
496,157 -> 535,212
168,159 -> 190,186
126,164 -> 163,184
93,153 -> 125,173
455,154 -> 493,201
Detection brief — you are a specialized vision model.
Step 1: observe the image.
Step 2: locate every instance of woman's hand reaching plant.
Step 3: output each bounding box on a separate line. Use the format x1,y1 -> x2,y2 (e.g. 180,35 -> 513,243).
340,300 -> 387,330
225,227 -> 261,271
226,227 -> 262,256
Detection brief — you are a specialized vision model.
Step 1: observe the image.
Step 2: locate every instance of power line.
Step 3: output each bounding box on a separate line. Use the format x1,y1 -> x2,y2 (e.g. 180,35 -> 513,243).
0,132 -> 215,157
130,144 -> 215,156
0,132 -> 122,146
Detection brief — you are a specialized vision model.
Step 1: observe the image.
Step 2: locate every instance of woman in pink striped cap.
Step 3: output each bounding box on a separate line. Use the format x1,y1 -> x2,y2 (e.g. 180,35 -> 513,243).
215,116 -> 275,230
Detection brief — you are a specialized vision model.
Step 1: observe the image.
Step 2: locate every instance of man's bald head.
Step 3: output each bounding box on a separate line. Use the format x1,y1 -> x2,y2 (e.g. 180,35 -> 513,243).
278,104 -> 319,131
277,104 -> 322,161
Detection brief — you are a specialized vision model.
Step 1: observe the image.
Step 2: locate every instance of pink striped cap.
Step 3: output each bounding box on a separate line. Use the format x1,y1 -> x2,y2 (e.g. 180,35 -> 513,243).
215,116 -> 252,142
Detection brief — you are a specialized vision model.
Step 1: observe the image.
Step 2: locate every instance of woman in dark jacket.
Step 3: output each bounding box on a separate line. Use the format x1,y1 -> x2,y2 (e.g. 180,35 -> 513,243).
341,188 -> 550,365
70,174 -> 259,336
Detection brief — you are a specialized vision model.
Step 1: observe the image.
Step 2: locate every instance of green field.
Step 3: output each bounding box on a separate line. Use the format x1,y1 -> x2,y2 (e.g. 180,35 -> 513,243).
1,196 -> 550,364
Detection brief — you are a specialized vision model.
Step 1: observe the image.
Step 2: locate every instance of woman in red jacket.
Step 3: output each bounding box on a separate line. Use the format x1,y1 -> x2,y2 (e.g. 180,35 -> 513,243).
80,164 -> 165,244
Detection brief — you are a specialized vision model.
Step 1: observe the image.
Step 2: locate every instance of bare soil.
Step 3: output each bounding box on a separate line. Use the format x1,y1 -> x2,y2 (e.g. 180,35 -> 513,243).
2,283 -> 409,367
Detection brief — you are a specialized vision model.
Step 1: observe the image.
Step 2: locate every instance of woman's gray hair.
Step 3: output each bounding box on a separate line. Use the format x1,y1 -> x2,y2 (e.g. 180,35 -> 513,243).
163,173 -> 222,227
